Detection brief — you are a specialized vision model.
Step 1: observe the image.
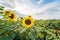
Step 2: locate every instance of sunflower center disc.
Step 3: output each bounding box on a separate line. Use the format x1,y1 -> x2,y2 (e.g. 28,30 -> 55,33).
25,19 -> 31,25
6,12 -> 9,15
9,14 -> 14,19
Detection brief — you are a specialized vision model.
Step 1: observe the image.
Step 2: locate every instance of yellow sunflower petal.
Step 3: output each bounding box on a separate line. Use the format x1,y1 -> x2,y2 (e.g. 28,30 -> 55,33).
3,10 -> 11,15
22,16 -> 34,29
6,12 -> 16,21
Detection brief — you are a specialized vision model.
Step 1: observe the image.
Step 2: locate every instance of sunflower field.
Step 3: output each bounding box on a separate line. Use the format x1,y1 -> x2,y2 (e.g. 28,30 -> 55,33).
0,6 -> 60,40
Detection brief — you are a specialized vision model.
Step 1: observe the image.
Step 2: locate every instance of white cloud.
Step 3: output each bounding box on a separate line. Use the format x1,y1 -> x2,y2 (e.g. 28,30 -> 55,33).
0,0 -> 60,20
1,0 -> 36,15
37,0 -> 44,4
32,1 -> 60,20
13,0 -> 39,15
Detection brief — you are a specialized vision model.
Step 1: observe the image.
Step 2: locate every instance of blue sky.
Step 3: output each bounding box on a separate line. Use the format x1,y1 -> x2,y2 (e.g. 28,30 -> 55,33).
0,0 -> 60,20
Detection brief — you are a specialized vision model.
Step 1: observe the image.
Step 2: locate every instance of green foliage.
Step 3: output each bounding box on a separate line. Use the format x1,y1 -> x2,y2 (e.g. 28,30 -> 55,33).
0,6 -> 60,40
0,6 -> 4,14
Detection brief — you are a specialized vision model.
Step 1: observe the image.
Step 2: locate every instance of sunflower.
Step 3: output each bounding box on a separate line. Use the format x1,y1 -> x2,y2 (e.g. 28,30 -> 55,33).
3,10 -> 11,15
7,12 -> 16,21
22,16 -> 34,28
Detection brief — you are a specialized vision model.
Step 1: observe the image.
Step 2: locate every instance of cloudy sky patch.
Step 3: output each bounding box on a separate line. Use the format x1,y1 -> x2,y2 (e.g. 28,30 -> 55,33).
0,0 -> 60,20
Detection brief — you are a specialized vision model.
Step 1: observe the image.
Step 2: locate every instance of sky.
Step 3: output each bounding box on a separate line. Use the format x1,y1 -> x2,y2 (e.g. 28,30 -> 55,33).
0,0 -> 60,20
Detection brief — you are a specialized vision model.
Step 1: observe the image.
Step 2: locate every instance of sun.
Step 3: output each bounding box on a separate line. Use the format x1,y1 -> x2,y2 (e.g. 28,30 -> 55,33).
22,16 -> 34,29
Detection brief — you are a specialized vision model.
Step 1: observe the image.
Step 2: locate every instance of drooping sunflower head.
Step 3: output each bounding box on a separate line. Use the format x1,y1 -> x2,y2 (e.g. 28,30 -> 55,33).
22,16 -> 34,29
7,12 -> 16,21
3,10 -> 11,15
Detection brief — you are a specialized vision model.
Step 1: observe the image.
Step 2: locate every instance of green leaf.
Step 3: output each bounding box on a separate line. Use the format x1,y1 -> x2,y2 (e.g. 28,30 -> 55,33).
8,31 -> 15,39
0,31 -> 15,40
28,29 -> 36,40
0,29 -> 5,34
